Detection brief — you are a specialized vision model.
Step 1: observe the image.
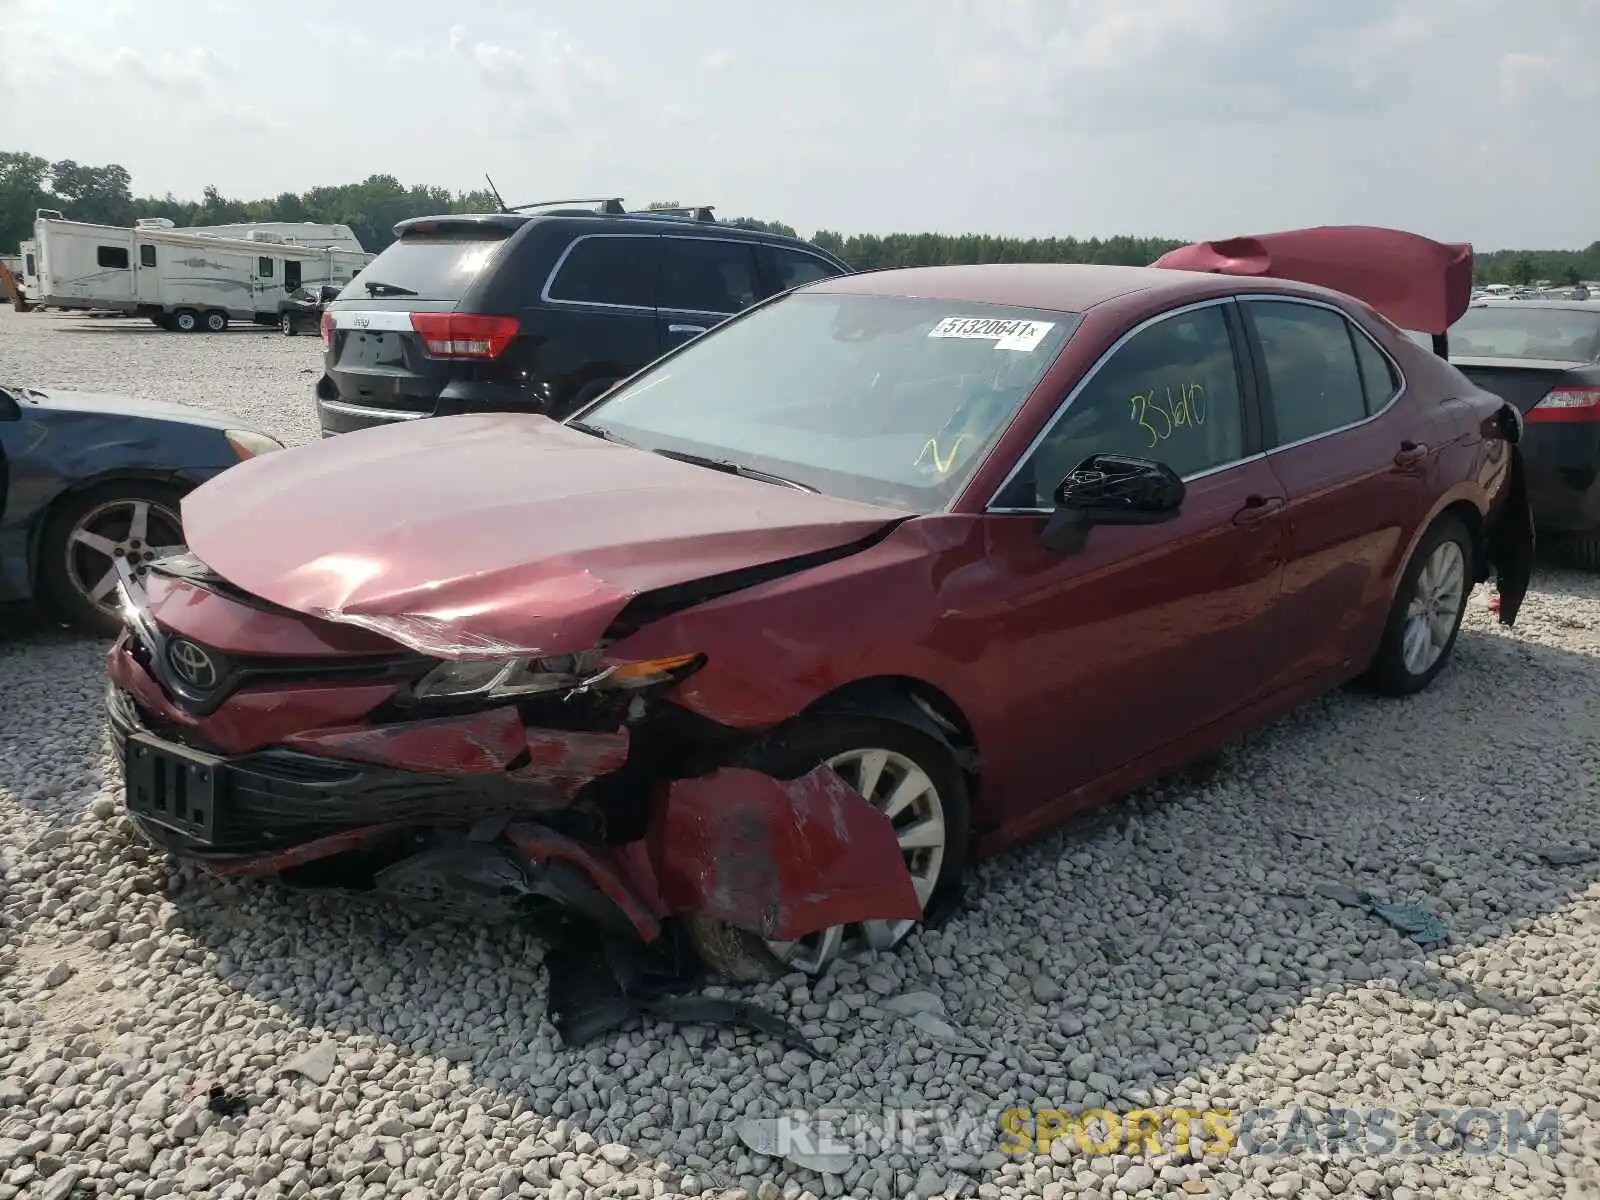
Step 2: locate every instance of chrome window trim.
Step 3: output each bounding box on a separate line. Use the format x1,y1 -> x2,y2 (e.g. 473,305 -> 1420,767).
1235,293 -> 1408,454
983,296 -> 1241,512
539,233 -> 660,313
539,231 -> 769,318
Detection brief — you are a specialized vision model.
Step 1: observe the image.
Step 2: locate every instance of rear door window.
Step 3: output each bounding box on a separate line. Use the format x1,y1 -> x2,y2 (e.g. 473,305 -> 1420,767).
350,227 -> 514,302
545,235 -> 657,308
758,245 -> 842,294
659,238 -> 760,314
1351,327 -> 1400,414
1245,300 -> 1368,445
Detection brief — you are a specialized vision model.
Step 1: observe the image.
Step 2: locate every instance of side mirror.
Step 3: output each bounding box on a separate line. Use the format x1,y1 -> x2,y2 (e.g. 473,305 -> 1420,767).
1039,453 -> 1185,555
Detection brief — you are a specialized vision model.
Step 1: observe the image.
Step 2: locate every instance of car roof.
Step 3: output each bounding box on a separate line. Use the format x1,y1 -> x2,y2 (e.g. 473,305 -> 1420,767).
800,262 -> 1319,314
391,211 -> 839,257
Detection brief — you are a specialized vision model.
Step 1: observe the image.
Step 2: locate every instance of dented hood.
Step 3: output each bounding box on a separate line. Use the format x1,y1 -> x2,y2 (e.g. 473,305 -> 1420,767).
1154,226 -> 1474,335
180,414 -> 907,657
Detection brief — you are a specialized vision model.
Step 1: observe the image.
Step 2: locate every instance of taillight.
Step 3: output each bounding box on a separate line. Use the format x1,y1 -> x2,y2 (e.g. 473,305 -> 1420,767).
409,313 -> 519,359
320,310 -> 333,346
1526,386 -> 1600,423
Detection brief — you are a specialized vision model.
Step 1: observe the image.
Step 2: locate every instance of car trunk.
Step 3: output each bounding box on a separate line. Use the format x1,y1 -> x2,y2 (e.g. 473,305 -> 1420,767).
1450,358 -> 1600,416
324,221 -> 519,416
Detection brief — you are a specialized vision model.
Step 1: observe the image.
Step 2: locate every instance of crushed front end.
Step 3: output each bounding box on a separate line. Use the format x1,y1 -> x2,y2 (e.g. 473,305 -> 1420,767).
104,555 -> 921,963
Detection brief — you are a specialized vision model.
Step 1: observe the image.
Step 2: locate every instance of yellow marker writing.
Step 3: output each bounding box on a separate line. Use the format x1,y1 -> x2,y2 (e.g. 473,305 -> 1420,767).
915,434 -> 969,474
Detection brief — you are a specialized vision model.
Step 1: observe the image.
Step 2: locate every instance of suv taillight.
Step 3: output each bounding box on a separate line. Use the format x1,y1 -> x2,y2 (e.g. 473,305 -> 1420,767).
320,311 -> 333,346
410,313 -> 519,359
1526,386 -> 1600,423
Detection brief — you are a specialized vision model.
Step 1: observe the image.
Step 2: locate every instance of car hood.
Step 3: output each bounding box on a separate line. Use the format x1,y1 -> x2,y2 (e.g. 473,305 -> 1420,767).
180,414 -> 911,658
18,388 -> 264,433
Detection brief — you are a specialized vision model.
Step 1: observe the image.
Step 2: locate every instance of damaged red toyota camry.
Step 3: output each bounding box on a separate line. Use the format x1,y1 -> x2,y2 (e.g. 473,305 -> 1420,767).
106,226 -> 1534,981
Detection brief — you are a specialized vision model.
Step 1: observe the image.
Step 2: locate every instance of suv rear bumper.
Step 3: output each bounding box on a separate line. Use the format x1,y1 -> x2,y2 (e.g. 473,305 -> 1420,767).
316,375 -> 542,436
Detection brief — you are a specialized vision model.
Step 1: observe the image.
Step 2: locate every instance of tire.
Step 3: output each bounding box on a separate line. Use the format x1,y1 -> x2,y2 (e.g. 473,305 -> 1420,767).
37,481 -> 188,637
1369,514 -> 1474,697
280,312 -> 295,336
203,310 -> 229,333
687,712 -> 971,981
563,377 -> 619,418
171,308 -> 199,333
1565,533 -> 1600,572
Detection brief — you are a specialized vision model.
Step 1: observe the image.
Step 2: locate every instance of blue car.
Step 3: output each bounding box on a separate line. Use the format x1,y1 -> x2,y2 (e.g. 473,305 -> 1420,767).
0,385 -> 283,634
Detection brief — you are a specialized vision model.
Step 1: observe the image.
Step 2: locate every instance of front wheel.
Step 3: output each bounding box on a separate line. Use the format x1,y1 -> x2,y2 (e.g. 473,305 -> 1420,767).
280,312 -> 295,336
687,713 -> 970,980
1369,514 -> 1474,697
38,481 -> 189,636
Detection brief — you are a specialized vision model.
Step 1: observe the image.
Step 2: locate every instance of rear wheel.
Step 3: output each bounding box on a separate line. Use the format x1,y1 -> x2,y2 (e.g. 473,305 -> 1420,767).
38,481 -> 188,636
171,308 -> 199,333
1370,514 -> 1473,697
686,713 -> 970,981
280,312 -> 295,336
203,310 -> 229,333
1565,533 -> 1600,572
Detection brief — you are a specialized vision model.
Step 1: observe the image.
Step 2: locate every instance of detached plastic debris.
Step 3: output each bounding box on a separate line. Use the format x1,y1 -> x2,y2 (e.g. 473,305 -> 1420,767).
1537,845 -> 1600,867
1313,882 -> 1450,945
544,929 -> 821,1057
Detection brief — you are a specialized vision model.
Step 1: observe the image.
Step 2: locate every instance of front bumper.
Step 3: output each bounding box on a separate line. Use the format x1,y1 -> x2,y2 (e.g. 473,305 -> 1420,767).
105,652 -> 921,945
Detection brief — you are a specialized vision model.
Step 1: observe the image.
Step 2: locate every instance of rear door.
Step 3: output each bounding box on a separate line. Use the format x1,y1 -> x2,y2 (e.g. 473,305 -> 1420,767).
656,236 -> 762,352
323,222 -> 517,419
755,244 -> 847,297
1242,296 -> 1435,684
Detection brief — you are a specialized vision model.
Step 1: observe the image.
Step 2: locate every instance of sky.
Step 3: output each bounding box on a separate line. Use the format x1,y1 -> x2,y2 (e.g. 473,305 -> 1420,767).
0,0 -> 1596,250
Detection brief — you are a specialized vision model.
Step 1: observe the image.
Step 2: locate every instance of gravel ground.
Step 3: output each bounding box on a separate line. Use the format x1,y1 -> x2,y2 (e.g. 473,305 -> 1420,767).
1,306 -> 1598,1200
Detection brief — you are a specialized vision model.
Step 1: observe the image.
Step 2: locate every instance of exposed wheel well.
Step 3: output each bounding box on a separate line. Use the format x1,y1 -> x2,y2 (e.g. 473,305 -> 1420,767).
1440,499 -> 1488,581
800,674 -> 984,811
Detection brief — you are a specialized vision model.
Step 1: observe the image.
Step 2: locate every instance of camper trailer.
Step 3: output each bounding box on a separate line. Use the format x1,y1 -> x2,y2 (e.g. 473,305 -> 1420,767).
32,212 -> 372,331
181,221 -> 365,253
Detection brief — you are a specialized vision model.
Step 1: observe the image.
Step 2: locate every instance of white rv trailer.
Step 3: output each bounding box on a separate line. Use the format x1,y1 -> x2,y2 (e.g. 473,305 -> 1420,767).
176,220 -> 365,253
32,211 -> 372,331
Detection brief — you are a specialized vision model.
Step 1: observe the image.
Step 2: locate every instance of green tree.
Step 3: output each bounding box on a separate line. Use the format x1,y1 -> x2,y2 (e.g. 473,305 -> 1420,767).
0,151 -> 51,248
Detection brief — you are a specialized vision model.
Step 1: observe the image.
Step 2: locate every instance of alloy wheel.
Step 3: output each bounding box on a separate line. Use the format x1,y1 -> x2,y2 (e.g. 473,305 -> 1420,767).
1402,540 -> 1466,676
64,498 -> 185,618
763,746 -> 947,975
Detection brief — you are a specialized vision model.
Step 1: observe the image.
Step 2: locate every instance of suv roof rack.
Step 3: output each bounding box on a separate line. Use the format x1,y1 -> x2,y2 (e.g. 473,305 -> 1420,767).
504,196 -> 627,215
631,205 -> 717,223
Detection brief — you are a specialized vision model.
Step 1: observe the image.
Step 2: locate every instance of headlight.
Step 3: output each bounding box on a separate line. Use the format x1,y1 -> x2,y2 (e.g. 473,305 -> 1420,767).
407,651 -> 704,703
226,429 -> 285,460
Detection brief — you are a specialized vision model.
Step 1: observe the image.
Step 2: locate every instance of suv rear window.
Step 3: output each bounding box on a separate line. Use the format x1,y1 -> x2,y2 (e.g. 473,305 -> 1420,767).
546,235 -> 657,308
346,228 -> 512,302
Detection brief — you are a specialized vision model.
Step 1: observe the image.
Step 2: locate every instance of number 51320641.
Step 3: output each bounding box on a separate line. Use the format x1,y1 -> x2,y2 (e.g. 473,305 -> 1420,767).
1129,382 -> 1207,448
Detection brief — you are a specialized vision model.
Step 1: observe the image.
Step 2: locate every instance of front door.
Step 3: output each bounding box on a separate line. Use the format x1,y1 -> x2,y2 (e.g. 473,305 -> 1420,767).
1240,297 -> 1440,684
655,236 -> 761,353
977,300 -> 1287,815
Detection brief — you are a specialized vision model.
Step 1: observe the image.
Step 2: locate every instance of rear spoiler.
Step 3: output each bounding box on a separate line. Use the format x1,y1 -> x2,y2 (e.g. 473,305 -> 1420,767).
1153,226 -> 1473,358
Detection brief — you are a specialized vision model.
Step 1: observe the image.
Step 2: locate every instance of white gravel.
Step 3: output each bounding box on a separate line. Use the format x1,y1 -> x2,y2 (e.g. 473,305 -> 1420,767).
2,306 -> 1599,1200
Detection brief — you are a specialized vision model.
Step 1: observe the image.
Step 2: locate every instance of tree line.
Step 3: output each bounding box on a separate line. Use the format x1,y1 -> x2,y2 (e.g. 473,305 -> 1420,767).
3,150 -> 1595,284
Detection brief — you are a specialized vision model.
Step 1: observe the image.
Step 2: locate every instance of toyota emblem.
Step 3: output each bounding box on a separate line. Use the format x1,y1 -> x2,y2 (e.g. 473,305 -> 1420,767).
167,639 -> 219,690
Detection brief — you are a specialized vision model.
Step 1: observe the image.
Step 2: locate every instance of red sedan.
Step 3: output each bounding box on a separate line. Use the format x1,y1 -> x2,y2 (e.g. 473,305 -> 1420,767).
106,226 -> 1532,980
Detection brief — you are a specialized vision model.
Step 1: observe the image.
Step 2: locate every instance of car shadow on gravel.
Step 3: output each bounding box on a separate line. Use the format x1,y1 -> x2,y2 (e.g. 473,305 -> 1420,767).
126,609 -> 1598,1165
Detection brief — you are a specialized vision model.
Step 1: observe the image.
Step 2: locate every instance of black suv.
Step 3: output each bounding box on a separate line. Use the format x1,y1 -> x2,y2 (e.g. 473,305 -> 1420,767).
314,199 -> 851,436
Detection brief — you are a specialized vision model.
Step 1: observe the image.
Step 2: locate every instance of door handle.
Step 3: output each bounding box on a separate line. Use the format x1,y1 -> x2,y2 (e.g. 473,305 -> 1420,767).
668,324 -> 708,336
1233,495 -> 1284,525
1394,441 -> 1430,468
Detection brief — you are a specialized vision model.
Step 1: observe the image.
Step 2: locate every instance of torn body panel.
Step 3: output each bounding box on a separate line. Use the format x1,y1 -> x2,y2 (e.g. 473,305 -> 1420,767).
648,766 -> 923,941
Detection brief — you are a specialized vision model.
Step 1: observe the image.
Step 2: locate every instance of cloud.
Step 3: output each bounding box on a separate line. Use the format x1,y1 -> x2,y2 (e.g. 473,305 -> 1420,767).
1497,50 -> 1599,106
446,25 -> 616,128
941,0 -> 1439,127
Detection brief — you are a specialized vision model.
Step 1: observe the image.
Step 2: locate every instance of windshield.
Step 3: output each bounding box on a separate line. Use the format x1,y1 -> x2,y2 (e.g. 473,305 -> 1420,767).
1449,305 -> 1600,362
575,293 -> 1079,511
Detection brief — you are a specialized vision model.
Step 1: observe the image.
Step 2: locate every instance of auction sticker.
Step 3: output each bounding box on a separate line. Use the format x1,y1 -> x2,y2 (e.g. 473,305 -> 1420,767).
928,316 -> 1054,351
